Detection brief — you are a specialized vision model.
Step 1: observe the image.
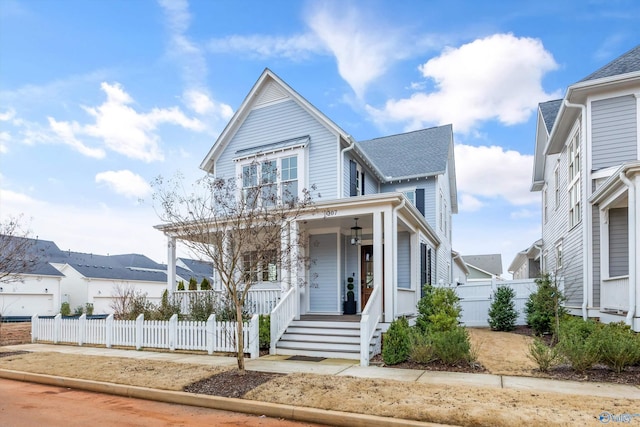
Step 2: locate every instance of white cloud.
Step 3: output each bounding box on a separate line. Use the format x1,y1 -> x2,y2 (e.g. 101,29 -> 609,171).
510,208 -> 538,219
368,33 -> 561,132
305,4 -> 408,98
47,117 -> 106,159
455,144 -> 538,206
183,89 -> 233,119
95,170 -> 151,199
458,193 -> 484,212
207,33 -> 323,60
0,109 -> 16,121
0,188 -> 168,262
0,131 -> 10,154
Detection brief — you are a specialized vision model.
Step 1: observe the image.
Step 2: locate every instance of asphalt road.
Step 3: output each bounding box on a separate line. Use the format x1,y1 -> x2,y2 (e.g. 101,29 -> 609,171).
0,379 -> 326,427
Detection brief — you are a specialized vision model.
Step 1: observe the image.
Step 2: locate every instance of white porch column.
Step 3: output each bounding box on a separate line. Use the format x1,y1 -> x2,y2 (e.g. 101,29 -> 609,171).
383,207 -> 394,323
289,220 -> 301,320
167,236 -> 176,294
373,210 -> 383,315
281,221 -> 291,292
630,175 -> 639,330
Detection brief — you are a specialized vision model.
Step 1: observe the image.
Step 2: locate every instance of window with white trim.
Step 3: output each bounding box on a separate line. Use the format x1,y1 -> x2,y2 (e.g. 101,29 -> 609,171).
553,164 -> 560,209
543,186 -> 548,223
555,241 -> 563,270
355,164 -> 363,196
568,131 -> 581,228
242,250 -> 278,283
239,154 -> 300,207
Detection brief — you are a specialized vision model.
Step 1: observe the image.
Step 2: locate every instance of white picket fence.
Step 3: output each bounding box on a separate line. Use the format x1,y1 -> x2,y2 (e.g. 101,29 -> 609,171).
31,313 -> 260,358
448,278 -> 537,327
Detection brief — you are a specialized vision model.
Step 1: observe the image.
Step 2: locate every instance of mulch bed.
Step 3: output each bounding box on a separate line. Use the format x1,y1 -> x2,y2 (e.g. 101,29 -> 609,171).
183,370 -> 284,398
0,351 -> 29,358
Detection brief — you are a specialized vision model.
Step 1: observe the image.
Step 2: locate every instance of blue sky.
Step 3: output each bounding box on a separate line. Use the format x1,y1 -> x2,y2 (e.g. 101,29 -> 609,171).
1,0 -> 639,275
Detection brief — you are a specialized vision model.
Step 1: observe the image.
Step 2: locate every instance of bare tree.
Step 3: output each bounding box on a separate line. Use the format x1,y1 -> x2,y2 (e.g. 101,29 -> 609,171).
0,215 -> 37,285
152,167 -> 315,371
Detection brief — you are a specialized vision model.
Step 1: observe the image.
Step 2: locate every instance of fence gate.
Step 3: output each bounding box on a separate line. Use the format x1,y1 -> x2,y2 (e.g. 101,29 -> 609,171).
449,279 -> 537,327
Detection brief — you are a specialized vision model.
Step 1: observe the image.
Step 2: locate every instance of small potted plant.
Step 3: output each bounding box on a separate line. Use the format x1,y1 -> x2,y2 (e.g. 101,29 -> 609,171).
343,277 -> 357,314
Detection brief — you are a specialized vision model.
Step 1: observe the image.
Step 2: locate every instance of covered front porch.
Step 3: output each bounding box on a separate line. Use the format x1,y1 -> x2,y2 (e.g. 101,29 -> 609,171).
590,162 -> 640,331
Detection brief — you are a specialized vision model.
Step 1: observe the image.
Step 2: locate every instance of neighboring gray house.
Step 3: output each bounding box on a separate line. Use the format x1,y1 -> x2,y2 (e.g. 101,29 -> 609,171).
508,239 -> 542,280
159,68 -> 459,361
531,45 -> 640,331
462,254 -> 504,281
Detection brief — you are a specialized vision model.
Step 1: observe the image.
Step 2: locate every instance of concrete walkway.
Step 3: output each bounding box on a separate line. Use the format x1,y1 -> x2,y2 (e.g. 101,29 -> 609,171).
3,343 -> 639,400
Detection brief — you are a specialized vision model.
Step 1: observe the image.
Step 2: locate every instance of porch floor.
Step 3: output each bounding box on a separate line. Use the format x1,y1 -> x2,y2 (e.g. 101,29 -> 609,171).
299,314 -> 361,322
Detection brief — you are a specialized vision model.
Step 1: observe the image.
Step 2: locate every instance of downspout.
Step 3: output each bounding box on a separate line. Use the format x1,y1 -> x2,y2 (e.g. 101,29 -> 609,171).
339,136 -> 356,198
564,100 -> 589,320
392,198 -> 406,318
619,172 -> 636,326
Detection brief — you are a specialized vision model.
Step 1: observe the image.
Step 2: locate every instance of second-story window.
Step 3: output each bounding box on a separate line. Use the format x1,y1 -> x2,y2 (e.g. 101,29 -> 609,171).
403,190 -> 415,205
568,130 -> 581,228
241,155 -> 299,207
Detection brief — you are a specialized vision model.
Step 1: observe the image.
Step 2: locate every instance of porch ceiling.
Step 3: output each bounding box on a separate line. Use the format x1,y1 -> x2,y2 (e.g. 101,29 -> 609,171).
301,214 -> 413,234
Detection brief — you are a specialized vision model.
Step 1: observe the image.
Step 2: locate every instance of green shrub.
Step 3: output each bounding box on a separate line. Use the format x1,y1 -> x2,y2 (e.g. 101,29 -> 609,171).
85,303 -> 94,316
259,315 -> 270,350
527,338 -> 560,373
60,302 -> 71,316
596,322 -> 640,374
409,329 -> 435,364
525,273 -> 566,338
382,317 -> 411,365
177,281 -> 185,291
215,296 -> 250,322
188,277 -> 198,291
558,317 -> 600,373
488,286 -> 518,331
188,292 -> 216,321
200,278 -> 211,290
153,289 -> 181,320
430,327 -> 473,365
73,305 -> 84,316
416,284 -> 461,333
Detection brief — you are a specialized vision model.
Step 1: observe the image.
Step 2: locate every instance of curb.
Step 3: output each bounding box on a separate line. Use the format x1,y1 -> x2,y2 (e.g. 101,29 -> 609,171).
0,369 -> 447,427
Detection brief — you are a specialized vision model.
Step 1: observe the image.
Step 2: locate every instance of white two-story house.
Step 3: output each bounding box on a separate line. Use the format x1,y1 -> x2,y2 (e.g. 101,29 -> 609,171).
159,69 -> 458,362
531,45 -> 640,331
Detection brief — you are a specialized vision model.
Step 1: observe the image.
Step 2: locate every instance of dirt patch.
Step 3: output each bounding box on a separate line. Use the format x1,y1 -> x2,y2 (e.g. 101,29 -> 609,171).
470,327 -> 538,375
0,322 -> 31,346
184,370 -> 284,398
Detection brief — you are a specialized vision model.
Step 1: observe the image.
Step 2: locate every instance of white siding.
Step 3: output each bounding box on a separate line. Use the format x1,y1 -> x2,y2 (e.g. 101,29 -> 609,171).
397,232 -> 411,289
216,100 -> 338,199
592,95 -> 637,171
609,207 -> 629,277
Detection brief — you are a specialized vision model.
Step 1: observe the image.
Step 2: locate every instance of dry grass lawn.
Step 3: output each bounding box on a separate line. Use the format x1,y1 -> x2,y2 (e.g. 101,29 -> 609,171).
1,327 -> 639,426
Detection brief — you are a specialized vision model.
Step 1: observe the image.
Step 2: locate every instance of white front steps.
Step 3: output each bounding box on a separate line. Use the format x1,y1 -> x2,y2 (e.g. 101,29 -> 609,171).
275,319 -> 381,360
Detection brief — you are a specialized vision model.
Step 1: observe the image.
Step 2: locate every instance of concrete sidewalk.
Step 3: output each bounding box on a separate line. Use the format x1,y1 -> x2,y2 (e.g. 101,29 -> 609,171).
2,343 -> 639,400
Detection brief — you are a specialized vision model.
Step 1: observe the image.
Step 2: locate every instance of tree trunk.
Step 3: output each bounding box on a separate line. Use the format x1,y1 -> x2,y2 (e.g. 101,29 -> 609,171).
235,302 -> 245,372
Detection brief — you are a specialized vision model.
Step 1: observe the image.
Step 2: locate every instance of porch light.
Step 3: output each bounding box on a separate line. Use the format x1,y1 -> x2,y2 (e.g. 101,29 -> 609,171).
351,217 -> 362,245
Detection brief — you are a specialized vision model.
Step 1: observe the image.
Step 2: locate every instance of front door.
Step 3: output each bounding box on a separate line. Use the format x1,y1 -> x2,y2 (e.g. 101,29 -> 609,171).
360,245 -> 374,310
308,233 -> 339,313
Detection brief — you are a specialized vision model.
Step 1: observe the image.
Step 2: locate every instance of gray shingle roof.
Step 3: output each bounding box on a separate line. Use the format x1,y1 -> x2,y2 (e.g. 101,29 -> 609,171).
178,258 -> 214,276
462,254 -> 503,275
539,99 -> 562,134
356,125 -> 453,180
579,45 -> 640,82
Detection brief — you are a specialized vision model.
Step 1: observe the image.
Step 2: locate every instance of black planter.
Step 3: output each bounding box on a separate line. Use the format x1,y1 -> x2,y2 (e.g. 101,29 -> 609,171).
343,292 -> 357,314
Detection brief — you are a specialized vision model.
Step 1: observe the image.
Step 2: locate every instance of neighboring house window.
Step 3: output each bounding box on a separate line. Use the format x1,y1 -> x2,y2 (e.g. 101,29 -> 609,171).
555,241 -> 563,270
553,164 -> 560,209
568,131 -> 581,228
542,250 -> 548,273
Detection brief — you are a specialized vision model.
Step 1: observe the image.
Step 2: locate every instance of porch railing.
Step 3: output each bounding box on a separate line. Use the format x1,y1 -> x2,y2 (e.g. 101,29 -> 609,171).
270,287 -> 296,354
174,288 -> 281,315
600,276 -> 629,312
360,284 -> 382,366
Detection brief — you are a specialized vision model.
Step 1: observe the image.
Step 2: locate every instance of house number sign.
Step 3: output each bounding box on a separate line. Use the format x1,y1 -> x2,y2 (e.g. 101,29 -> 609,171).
323,209 -> 338,218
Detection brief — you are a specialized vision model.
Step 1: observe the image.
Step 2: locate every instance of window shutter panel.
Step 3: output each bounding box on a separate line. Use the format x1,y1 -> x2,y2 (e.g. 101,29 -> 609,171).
349,160 -> 357,196
361,172 -> 365,195
420,243 -> 427,292
416,188 -> 425,215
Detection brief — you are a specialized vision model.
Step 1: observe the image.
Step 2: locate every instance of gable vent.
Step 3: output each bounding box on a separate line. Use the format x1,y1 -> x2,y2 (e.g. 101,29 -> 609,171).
255,81 -> 289,106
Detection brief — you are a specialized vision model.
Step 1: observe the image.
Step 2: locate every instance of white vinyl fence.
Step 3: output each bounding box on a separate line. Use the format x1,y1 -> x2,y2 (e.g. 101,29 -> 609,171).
31,313 -> 260,358
449,278 -> 537,327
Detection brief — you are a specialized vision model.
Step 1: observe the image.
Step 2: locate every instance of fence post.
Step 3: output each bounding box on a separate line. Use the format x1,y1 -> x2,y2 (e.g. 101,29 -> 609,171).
31,314 -> 38,343
54,313 -> 61,344
169,314 -> 177,351
106,314 -> 113,348
206,314 -> 215,355
136,313 -> 144,350
78,313 -> 86,346
249,314 -> 259,359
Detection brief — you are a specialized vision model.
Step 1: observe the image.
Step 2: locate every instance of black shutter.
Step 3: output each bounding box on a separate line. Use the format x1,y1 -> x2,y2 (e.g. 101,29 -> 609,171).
349,160 -> 357,196
427,248 -> 432,287
416,188 -> 425,215
361,172 -> 365,195
420,243 -> 427,296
